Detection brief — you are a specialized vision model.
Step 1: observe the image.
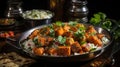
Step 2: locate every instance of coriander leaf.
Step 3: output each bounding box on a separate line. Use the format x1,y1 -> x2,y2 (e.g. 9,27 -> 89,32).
80,41 -> 86,45
90,18 -> 100,25
94,13 -> 101,19
74,27 -> 85,38
48,24 -> 53,29
98,12 -> 106,20
49,29 -> 55,37
33,37 -> 41,47
33,37 -> 38,44
90,48 -> 97,52
89,12 -> 107,26
90,13 -> 101,25
114,28 -> 120,40
55,21 -> 63,26
69,21 -> 78,26
102,20 -> 112,31
48,24 -> 55,37
57,36 -> 66,44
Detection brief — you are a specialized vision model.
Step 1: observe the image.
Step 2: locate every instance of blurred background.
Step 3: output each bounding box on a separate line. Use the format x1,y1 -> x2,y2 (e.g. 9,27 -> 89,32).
0,0 -> 119,20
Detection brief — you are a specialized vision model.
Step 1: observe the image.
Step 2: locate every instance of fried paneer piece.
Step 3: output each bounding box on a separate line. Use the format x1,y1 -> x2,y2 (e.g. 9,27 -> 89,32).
39,27 -> 50,35
63,32 -> 74,37
48,48 -> 57,56
65,38 -> 75,45
89,35 -> 102,46
33,47 -> 44,56
38,36 -> 46,46
57,46 -> 71,56
37,36 -> 53,46
96,33 -> 105,39
87,26 -> 97,34
55,27 -> 64,36
71,42 -> 82,53
48,46 -> 71,56
81,43 -> 90,52
63,24 -> 70,32
70,26 -> 78,32
28,29 -> 39,39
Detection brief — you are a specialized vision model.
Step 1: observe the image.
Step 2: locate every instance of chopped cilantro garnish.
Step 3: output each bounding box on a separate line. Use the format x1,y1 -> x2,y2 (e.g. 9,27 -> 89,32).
33,37 -> 41,47
74,27 -> 85,38
69,21 -> 78,26
80,41 -> 86,45
49,29 -> 55,37
89,32 -> 96,36
57,36 -> 66,45
55,21 -> 63,26
89,12 -> 112,31
90,48 -> 97,52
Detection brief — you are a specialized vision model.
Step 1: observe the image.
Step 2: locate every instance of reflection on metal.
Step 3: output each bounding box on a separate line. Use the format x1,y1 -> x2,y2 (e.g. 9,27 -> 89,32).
67,0 -> 89,23
5,0 -> 23,18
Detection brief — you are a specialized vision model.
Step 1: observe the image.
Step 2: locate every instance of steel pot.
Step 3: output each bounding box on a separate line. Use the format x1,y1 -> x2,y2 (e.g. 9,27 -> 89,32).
20,9 -> 54,29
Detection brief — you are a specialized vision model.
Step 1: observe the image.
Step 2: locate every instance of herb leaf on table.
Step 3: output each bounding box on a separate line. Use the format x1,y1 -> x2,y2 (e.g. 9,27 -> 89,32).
89,12 -> 112,31
89,12 -> 120,40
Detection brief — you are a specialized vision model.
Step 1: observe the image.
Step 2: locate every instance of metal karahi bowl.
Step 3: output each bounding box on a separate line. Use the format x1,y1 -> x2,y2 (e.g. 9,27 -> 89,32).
21,9 -> 54,29
6,22 -> 113,62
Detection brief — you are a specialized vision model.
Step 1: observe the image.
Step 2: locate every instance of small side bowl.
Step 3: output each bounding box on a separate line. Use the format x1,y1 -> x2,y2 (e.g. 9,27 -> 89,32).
0,18 -> 16,27
21,9 -> 54,29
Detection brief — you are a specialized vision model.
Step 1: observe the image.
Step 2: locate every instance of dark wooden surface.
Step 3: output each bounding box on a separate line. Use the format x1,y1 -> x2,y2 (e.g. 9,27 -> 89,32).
0,0 -> 120,67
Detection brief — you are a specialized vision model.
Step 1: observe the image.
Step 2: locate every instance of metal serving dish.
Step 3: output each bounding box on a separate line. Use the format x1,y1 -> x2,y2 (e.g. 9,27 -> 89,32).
6,23 -> 113,62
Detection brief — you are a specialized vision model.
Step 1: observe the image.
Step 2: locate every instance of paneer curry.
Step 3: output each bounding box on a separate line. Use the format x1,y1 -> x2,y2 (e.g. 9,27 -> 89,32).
21,21 -> 109,56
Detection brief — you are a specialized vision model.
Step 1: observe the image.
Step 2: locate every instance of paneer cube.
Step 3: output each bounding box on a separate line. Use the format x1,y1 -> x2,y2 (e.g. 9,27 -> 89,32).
57,46 -> 71,56
33,47 -> 44,56
71,42 -> 82,53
